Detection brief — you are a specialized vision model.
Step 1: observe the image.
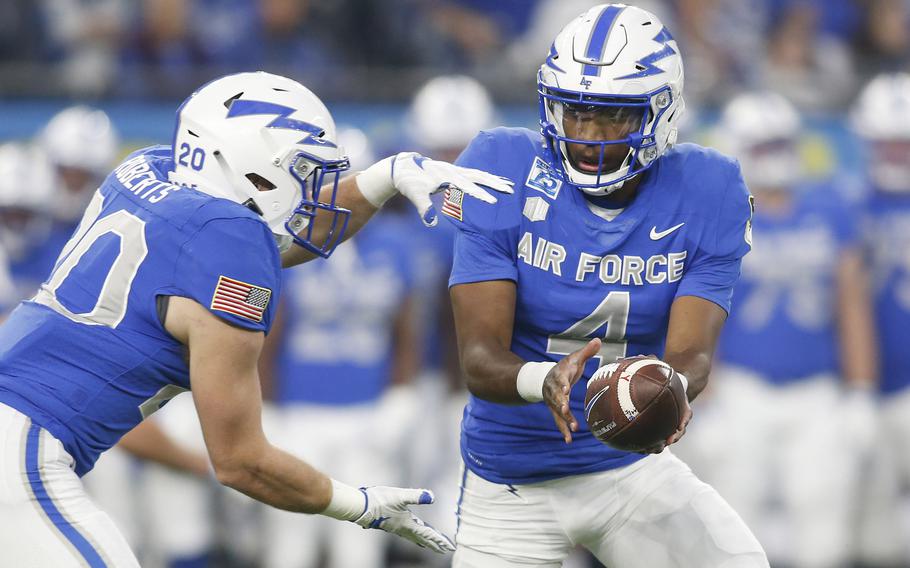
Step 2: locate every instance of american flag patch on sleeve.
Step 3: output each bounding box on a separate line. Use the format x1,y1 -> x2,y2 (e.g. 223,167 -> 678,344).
441,185 -> 464,221
210,276 -> 272,323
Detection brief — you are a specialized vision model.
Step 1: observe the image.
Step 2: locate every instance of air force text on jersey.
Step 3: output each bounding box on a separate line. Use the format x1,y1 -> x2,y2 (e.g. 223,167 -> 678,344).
517,231 -> 687,285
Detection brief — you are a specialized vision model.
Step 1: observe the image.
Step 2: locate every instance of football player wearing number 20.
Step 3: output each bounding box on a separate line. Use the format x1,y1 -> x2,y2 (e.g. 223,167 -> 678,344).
446,5 -> 768,567
0,71 -> 513,566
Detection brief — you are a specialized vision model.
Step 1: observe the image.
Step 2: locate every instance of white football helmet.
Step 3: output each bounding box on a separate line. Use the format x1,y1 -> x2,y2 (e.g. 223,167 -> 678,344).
39,105 -> 119,221
407,75 -> 495,157
538,3 -> 685,195
0,143 -> 56,260
717,91 -> 802,192
170,71 -> 351,256
851,72 -> 910,193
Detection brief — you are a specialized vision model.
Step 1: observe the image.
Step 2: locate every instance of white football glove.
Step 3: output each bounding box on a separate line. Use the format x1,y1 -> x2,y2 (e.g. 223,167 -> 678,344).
356,151 -> 513,226
322,480 -> 455,553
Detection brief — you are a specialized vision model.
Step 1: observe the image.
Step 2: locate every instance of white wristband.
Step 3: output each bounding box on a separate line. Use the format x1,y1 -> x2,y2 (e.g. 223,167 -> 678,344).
321,479 -> 367,521
517,361 -> 556,403
355,155 -> 397,207
676,372 -> 689,396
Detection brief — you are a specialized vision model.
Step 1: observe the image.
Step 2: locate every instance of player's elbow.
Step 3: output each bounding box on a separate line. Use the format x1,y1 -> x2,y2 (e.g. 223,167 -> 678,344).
209,446 -> 263,492
212,457 -> 258,492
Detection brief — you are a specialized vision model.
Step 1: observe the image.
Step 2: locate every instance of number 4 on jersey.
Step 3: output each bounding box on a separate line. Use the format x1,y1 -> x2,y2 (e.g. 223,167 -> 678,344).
546,291 -> 630,366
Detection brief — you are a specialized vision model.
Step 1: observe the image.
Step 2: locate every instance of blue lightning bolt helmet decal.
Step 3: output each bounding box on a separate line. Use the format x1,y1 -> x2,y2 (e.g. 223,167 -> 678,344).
226,99 -> 336,148
616,27 -> 676,80
545,42 -> 565,73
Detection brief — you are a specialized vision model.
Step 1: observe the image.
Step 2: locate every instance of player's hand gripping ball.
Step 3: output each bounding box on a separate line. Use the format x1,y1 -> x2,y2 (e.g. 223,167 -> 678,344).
584,356 -> 688,452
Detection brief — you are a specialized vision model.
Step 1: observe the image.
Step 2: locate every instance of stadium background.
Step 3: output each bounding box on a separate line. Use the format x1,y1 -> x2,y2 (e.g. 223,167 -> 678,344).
0,0 -> 907,567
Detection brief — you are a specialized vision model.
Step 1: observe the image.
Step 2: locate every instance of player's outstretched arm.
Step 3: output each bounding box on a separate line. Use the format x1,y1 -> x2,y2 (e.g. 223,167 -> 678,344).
451,280 -> 602,443
282,153 -> 513,267
163,296 -> 453,553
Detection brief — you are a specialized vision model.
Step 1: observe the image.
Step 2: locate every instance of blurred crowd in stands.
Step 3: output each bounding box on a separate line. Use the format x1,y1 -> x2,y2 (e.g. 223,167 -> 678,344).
1,0 -> 909,107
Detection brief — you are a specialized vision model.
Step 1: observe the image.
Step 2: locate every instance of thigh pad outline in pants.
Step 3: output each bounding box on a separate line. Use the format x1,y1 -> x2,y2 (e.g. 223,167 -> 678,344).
586,452 -> 769,568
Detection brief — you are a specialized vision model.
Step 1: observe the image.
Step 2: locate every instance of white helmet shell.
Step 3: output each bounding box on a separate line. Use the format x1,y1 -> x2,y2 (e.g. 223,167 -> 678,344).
407,75 -> 495,152
717,91 -> 802,192
39,106 -> 119,176
169,72 -> 350,254
0,142 -> 55,259
538,3 -> 685,195
851,72 -> 910,193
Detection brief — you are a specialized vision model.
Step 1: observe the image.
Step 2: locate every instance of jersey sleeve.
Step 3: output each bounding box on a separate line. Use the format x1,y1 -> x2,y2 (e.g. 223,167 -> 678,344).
446,130 -> 521,287
173,216 -> 281,332
675,160 -> 753,313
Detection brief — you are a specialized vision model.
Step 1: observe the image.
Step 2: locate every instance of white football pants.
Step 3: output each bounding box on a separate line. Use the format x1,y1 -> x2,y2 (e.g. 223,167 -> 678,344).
0,402 -> 140,567
452,449 -> 768,568
856,386 -> 910,566
691,368 -> 860,568
262,402 -> 397,568
140,392 -> 216,564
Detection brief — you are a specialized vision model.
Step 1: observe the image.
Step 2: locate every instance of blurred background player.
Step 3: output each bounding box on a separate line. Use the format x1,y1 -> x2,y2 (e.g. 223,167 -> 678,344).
853,72 -> 910,568
401,74 -> 496,550
38,105 -> 120,226
0,142 -> 58,308
257,127 -> 420,568
685,91 -> 877,568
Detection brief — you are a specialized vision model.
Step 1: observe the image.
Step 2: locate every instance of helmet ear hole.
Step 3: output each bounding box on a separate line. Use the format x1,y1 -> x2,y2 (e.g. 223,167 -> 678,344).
245,173 -> 276,192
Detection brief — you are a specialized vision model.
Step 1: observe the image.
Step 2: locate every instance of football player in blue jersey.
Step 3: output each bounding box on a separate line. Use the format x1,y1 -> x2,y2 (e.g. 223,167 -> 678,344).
403,75 -> 499,547
0,71 -> 512,566
38,106 -> 121,227
442,5 -> 768,567
256,127 -> 422,568
699,92 -> 877,568
852,73 -> 910,567
0,142 -> 62,308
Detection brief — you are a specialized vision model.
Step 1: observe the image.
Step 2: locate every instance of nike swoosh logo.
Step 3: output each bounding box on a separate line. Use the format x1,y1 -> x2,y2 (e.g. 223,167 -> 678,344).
650,222 -> 685,240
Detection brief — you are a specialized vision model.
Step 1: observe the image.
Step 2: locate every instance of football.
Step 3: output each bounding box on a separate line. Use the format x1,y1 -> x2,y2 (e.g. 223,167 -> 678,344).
583,356 -> 687,452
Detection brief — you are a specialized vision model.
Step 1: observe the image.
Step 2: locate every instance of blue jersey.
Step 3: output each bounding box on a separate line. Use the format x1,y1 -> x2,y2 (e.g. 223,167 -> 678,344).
447,128 -> 753,484
405,208 -> 457,372
8,223 -> 75,306
275,212 -> 416,405
866,192 -> 910,395
0,146 -> 281,476
718,186 -> 857,384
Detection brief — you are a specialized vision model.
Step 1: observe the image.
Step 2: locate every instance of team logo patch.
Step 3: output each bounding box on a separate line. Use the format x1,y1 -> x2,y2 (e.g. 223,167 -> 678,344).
525,157 -> 562,199
441,185 -> 464,221
211,276 -> 272,323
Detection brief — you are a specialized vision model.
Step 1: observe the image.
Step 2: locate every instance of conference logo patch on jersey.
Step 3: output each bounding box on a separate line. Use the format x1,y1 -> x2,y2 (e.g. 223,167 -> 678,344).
442,186 -> 465,221
525,157 -> 562,199
211,276 -> 272,323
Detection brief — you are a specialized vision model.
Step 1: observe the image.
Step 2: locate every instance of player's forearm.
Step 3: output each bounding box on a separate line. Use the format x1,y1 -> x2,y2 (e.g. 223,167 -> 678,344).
836,251 -> 878,388
662,349 -> 712,401
215,442 -> 334,514
460,341 -> 528,403
118,419 -> 210,478
282,177 -> 379,268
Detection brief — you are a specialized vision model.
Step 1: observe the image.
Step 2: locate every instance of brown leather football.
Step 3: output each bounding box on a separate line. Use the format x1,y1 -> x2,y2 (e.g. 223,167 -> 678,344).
583,356 -> 687,452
